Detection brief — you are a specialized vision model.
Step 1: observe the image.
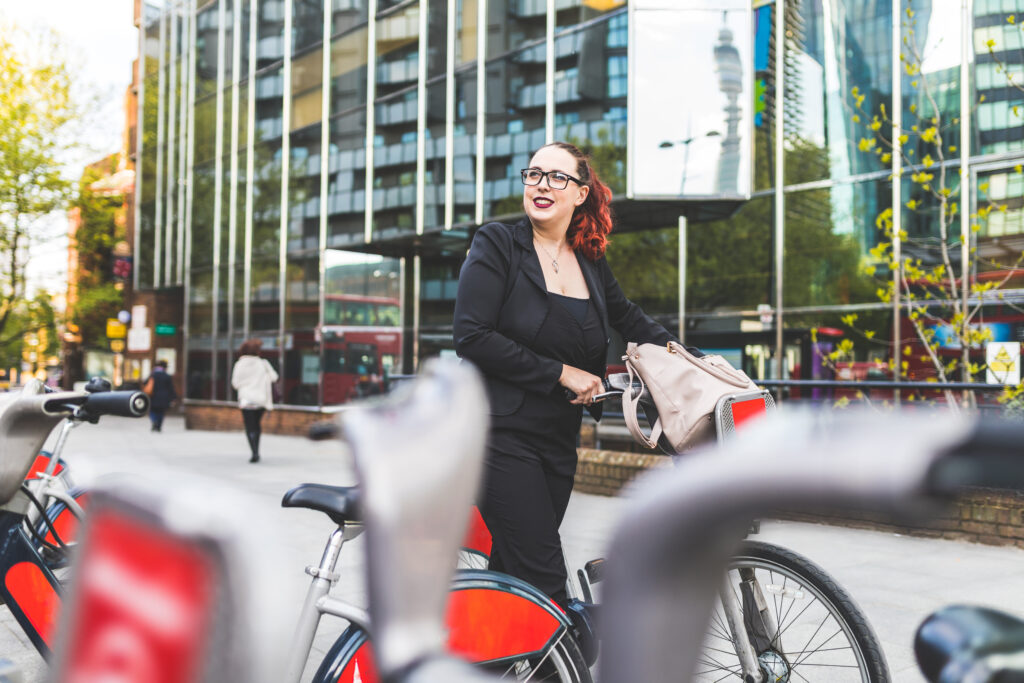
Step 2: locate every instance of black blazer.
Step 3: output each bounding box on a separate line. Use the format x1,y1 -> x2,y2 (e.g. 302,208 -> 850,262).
453,220 -> 693,420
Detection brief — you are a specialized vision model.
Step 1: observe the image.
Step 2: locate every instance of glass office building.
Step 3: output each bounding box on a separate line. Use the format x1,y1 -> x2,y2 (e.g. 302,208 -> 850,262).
136,0 -> 1024,408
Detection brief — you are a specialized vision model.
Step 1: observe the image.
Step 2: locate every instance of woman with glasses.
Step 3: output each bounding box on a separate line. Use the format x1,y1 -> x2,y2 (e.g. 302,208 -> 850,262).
453,142 -> 703,609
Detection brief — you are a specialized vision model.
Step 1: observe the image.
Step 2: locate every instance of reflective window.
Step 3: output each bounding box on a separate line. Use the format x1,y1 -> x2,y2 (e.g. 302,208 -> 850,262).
332,0 -> 368,35
373,3 -> 420,236
553,12 -> 628,195
196,2 -> 220,98
257,0 -> 286,69
974,3 -> 1024,154
482,43 -> 547,218
784,0 -> 894,186
686,196 -> 773,313
784,180 -> 887,308
630,2 -> 752,198
487,0 -> 547,57
453,68 -> 478,226
321,250 -> 403,405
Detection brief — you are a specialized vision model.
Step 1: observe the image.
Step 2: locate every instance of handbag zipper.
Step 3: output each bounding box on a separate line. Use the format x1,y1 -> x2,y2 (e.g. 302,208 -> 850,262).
666,342 -> 749,388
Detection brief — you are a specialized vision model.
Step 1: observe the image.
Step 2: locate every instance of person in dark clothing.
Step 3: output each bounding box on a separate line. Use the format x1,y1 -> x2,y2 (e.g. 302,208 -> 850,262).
143,360 -> 178,432
453,142 -> 702,607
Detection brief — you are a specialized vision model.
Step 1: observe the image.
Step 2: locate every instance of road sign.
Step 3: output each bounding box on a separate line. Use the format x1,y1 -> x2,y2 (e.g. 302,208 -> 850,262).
110,339 -> 126,353
106,319 -> 127,339
155,323 -> 177,336
987,342 -> 1020,384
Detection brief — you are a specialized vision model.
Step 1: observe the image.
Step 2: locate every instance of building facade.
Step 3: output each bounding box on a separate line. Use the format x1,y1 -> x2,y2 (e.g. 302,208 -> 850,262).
135,0 -> 1024,409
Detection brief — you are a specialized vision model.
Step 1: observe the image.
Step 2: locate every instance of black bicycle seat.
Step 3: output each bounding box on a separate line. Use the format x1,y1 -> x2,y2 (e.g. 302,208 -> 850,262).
916,605 -> 1024,682
282,484 -> 362,526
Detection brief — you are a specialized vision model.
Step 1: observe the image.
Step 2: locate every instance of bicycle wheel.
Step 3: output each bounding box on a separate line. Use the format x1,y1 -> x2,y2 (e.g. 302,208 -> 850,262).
313,571 -> 592,683
698,540 -> 889,683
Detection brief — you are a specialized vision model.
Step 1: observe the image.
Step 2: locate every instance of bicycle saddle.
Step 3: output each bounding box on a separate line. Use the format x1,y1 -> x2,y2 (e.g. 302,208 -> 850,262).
916,605 -> 1024,682
281,483 -> 362,526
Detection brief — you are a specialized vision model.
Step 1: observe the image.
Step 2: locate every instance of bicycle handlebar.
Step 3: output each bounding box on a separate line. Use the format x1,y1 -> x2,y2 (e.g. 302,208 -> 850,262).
563,373 -> 653,404
915,605 -> 1024,683
41,390 -> 149,420
81,390 -> 149,419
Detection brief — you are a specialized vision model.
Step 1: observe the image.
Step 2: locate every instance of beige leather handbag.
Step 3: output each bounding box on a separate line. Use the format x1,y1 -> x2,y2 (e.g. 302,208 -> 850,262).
622,341 -> 758,454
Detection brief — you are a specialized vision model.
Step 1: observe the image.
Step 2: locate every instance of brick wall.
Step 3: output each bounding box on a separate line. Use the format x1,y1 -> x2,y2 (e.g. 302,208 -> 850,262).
184,402 -> 339,437
572,448 -> 1024,548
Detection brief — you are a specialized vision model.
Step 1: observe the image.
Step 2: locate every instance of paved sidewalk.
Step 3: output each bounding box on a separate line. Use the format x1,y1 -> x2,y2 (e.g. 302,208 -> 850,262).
4,413 -> 1024,681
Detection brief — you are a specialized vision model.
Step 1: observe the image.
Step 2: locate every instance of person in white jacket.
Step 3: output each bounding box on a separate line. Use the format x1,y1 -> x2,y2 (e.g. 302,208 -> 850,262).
231,338 -> 279,463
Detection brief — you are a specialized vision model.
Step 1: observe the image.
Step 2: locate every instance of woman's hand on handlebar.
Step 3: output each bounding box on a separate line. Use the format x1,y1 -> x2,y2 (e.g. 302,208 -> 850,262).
559,365 -> 604,405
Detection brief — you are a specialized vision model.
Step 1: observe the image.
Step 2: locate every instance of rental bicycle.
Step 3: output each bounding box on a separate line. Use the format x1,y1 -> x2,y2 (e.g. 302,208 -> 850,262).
48,362 -> 1024,683
290,373 -> 888,682
0,380 -> 147,657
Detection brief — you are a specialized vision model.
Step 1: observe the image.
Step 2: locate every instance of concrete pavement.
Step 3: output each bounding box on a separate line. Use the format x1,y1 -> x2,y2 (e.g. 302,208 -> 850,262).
4,412 -> 1024,681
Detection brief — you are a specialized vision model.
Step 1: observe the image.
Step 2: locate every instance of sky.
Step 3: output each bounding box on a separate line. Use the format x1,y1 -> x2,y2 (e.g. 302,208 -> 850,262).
1,0 -> 138,301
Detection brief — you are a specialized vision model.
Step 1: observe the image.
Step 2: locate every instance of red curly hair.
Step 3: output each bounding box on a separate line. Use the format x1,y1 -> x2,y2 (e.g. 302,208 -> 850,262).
540,142 -> 613,261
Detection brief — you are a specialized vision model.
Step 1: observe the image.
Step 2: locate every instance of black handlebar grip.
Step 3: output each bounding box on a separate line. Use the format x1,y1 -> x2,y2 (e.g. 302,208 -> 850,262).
928,418 -> 1024,493
81,391 -> 150,418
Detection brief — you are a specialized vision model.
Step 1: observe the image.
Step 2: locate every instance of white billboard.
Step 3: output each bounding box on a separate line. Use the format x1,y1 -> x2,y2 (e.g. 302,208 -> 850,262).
628,0 -> 754,200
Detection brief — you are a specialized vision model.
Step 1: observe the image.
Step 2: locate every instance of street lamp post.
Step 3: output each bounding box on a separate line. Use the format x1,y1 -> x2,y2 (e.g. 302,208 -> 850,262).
658,130 -> 721,195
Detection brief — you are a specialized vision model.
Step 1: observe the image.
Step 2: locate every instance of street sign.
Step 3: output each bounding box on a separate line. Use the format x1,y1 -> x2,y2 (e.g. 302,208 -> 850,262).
127,327 -> 152,352
110,339 -> 126,353
986,342 -> 1020,384
106,319 -> 127,339
155,323 -> 177,336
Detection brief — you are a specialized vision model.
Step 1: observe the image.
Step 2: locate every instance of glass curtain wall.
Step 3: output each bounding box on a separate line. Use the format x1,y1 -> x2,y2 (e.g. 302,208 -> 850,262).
373,3 -> 421,238
139,16 -> 162,289
327,19 -> 370,248
187,0 -> 219,398
150,0 -> 1024,402
249,0 -> 286,392
284,1 -> 324,405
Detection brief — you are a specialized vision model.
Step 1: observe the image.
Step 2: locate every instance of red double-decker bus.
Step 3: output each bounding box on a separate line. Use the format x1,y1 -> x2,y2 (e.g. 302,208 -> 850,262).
318,294 -> 402,404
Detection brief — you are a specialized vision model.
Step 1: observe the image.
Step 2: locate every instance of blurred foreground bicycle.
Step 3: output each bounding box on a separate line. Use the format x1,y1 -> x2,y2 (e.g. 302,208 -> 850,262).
45,362 -> 948,683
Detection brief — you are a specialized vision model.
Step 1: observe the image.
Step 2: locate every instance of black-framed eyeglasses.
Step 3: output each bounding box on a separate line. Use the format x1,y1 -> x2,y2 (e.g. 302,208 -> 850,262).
520,168 -> 584,190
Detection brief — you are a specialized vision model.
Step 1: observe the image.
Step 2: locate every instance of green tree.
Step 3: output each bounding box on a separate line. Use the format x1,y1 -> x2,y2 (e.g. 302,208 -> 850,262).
0,28 -> 76,346
68,156 -> 125,348
844,4 -> 1024,408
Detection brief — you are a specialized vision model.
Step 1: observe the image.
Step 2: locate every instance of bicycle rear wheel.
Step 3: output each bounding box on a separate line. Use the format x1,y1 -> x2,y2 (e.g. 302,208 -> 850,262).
698,540 -> 889,682
313,570 -> 592,683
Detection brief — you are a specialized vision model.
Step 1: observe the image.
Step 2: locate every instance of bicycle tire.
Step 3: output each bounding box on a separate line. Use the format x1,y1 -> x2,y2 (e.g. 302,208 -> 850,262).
698,540 -> 889,683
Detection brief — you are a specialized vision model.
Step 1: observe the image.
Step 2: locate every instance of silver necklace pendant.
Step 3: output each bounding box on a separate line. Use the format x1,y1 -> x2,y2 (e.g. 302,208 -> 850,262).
551,259 -> 559,273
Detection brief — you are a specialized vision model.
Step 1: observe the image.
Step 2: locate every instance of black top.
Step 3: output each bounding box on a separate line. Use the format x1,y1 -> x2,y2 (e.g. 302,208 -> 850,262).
549,292 -> 589,325
453,220 -> 702,421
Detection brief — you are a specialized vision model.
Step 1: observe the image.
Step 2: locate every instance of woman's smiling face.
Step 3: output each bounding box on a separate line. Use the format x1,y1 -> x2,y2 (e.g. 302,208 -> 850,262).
522,145 -> 589,232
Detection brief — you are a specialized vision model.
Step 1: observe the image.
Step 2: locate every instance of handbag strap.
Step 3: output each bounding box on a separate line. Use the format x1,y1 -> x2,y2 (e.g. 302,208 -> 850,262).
622,360 -> 661,449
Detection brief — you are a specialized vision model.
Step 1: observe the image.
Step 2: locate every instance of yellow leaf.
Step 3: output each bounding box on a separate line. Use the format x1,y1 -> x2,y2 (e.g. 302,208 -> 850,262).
881,152 -> 892,164
1009,14 -> 1016,24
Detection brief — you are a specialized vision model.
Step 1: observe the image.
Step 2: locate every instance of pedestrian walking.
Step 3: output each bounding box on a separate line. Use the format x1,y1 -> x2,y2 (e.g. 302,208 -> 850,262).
231,338 -> 278,463
142,360 -> 178,432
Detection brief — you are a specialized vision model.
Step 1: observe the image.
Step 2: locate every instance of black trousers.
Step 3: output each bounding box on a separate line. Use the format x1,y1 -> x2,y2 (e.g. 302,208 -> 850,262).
479,432 -> 576,606
241,408 -> 265,457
